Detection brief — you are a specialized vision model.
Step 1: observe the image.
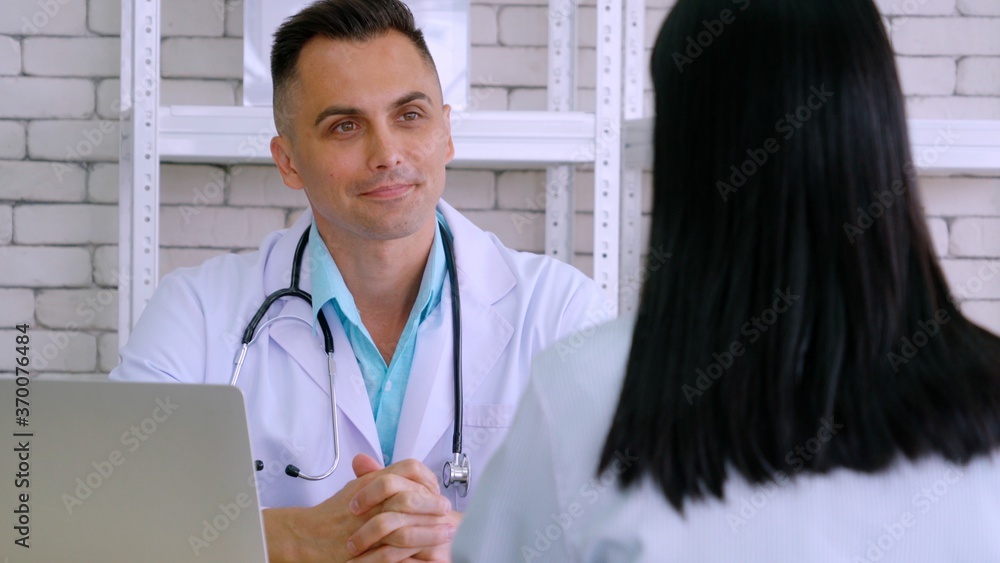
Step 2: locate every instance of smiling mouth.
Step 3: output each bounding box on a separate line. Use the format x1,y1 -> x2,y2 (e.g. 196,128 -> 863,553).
360,184 -> 415,200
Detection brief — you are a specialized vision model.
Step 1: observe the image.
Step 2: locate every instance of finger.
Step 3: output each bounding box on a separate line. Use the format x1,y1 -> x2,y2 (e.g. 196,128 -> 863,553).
352,474 -> 445,516
382,459 -> 440,496
412,546 -> 451,562
353,453 -> 384,478
347,544 -> 422,563
382,490 -> 451,517
348,513 -> 455,555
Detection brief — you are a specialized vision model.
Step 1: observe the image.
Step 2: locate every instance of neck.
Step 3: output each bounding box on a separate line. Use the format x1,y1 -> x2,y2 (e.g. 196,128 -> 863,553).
317,218 -> 436,323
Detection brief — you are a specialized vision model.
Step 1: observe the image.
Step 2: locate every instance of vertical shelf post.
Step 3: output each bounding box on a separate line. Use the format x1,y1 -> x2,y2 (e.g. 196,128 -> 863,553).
545,1 -> 577,265
620,0 -> 645,315
119,0 -> 161,344
594,0 -> 624,314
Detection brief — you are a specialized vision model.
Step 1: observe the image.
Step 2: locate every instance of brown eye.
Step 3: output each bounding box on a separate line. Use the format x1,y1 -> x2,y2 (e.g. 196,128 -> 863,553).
334,121 -> 358,133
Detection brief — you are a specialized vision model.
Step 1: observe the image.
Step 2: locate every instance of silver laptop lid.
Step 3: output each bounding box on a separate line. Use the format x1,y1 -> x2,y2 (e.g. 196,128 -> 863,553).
0,379 -> 267,562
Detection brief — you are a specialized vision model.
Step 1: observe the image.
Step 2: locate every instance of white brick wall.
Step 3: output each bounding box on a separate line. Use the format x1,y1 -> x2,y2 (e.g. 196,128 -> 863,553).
0,77 -> 95,118
87,0 -> 119,35
0,121 -> 27,159
0,329 -> 97,372
0,36 -> 21,75
92,244 -> 117,286
98,331 -> 118,373
896,57 -> 956,96
13,204 -> 117,244
87,162 -> 117,202
1,0 -> 88,35
876,0 -> 956,16
0,0 -> 998,378
0,160 -> 87,201
0,247 -> 91,287
892,18 -> 1000,56
224,0 -> 243,37
161,37 -> 242,79
957,57 -> 1000,95
0,205 -> 12,244
959,0 -> 1000,16
228,165 -> 309,207
27,119 -> 120,161
36,288 -> 118,330
951,218 -> 1000,256
0,289 -> 34,327
22,37 -> 119,76
159,206 -> 285,248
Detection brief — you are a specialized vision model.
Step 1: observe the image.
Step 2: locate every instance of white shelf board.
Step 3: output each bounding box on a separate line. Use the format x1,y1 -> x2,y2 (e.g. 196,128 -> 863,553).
624,118 -> 1000,174
159,106 -> 598,168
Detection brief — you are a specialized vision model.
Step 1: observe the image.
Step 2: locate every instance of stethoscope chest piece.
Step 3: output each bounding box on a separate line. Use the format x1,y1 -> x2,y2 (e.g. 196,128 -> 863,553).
443,452 -> 471,498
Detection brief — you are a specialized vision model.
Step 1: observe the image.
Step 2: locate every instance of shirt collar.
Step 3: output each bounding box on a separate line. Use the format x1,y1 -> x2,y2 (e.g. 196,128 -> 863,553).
309,213 -> 449,330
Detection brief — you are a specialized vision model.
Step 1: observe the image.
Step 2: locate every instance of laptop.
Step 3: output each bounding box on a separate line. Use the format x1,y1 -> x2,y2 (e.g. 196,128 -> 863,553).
0,379 -> 268,562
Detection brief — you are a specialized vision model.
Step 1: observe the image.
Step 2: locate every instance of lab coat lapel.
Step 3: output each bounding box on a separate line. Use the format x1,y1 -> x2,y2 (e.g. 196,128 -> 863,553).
391,201 -> 516,465
263,209 -> 381,458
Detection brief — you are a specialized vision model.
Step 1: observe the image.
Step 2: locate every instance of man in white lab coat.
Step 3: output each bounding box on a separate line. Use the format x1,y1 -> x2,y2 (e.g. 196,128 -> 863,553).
109,0 -> 606,561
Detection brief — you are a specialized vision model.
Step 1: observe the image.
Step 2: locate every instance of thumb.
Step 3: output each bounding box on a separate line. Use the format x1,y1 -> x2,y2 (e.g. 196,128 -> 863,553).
352,453 -> 382,478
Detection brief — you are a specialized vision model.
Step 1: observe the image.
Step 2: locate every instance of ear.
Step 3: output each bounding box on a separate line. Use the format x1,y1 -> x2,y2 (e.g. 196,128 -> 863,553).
442,104 -> 455,165
270,135 -> 306,190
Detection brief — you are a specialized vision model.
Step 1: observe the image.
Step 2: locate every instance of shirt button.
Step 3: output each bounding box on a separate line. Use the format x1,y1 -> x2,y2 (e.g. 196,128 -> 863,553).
384,381 -> 392,392
383,454 -> 390,466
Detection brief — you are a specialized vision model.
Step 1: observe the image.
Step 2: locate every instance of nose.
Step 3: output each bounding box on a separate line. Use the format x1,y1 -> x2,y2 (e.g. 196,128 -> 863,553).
367,124 -> 404,171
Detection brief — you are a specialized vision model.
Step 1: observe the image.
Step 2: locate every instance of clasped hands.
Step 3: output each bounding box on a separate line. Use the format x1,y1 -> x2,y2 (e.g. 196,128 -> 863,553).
264,454 -> 462,563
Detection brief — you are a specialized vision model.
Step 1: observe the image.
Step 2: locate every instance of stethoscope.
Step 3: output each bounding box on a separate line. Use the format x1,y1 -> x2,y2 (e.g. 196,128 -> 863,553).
230,221 -> 471,497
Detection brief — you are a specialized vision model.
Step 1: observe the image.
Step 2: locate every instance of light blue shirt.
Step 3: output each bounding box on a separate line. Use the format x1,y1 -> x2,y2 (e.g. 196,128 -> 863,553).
309,214 -> 448,466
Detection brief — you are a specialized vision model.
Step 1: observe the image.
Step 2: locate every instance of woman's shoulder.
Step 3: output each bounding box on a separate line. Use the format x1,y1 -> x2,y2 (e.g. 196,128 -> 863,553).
534,313 -> 637,379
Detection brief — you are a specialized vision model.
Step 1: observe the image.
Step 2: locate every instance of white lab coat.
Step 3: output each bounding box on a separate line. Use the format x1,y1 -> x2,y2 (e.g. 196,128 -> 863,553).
110,200 -> 607,510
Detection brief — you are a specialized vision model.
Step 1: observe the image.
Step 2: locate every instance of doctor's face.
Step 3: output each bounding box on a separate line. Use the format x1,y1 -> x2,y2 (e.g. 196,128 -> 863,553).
271,32 -> 454,243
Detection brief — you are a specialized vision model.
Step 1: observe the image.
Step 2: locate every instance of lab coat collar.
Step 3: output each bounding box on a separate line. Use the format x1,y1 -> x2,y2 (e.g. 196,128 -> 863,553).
436,200 -> 517,306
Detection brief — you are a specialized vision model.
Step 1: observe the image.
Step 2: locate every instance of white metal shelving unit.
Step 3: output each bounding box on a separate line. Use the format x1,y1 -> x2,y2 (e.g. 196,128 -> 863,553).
120,0 -> 1000,346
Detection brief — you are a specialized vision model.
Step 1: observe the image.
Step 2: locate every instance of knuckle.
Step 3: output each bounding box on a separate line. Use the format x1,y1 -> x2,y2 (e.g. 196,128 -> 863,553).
402,491 -> 422,511
373,511 -> 400,535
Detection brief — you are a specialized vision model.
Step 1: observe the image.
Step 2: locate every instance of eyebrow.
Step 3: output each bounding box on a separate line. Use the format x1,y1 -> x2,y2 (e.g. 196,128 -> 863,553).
313,91 -> 433,127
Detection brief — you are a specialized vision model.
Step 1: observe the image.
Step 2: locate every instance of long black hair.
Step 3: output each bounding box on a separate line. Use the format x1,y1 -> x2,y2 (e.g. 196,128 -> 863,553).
599,0 -> 1000,511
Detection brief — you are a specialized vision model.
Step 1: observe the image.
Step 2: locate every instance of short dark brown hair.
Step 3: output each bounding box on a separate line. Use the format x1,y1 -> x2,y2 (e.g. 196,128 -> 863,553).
270,0 -> 437,134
